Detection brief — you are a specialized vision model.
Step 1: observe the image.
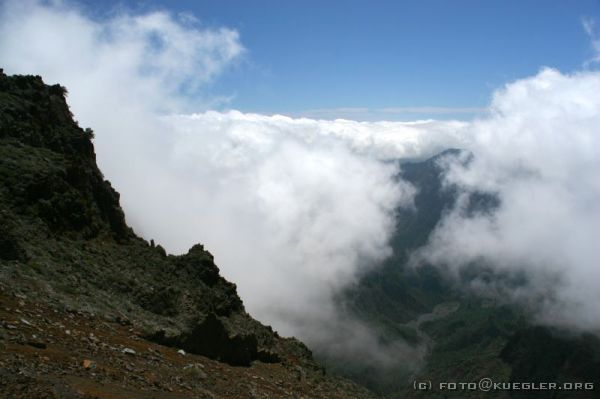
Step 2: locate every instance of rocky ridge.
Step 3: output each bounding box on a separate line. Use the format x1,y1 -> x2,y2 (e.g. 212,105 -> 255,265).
0,70 -> 378,399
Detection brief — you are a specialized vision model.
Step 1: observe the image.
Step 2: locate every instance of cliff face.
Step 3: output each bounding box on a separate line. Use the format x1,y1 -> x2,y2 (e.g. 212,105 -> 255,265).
0,70 -> 377,398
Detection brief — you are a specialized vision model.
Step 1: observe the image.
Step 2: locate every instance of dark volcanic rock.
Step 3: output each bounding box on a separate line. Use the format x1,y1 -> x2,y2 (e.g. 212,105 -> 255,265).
149,313 -> 261,367
0,70 -> 128,240
0,216 -> 27,262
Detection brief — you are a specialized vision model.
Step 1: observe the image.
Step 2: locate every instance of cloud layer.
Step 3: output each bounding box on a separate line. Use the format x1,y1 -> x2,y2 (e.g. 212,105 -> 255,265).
420,68 -> 600,331
3,0 -> 600,370
0,0 -> 451,368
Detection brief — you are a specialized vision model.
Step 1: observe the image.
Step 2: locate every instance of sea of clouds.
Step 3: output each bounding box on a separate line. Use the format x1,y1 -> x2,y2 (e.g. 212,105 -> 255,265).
2,0 -> 600,369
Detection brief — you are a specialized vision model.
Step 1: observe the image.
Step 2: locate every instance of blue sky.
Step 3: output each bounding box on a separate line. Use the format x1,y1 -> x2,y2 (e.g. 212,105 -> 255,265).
77,0 -> 600,119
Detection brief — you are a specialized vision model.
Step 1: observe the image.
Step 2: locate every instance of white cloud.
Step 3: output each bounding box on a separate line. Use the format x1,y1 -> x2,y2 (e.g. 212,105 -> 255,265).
0,0 -> 456,368
583,17 -> 600,64
299,106 -> 486,121
419,68 -> 600,331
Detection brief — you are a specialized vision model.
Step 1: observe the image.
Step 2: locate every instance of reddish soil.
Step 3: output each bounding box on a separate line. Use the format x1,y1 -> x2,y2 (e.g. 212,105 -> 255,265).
0,285 -> 373,399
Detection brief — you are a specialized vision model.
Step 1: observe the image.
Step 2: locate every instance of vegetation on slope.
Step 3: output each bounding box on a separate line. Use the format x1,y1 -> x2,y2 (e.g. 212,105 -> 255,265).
338,150 -> 600,398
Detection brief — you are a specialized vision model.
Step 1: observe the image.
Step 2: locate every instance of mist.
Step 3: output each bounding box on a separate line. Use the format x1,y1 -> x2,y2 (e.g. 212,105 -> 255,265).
3,0 -> 600,374
419,68 -> 600,331
0,0 -> 453,369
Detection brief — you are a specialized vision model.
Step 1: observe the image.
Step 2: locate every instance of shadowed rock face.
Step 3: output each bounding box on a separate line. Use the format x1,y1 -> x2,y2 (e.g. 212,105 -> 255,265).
148,313 -> 262,367
0,71 -> 128,240
0,226 -> 25,261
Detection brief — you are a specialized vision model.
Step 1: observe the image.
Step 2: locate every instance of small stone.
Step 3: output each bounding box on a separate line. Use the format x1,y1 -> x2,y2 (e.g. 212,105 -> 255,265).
184,363 -> 207,379
116,316 -> 131,326
27,340 -> 47,349
82,359 -> 95,369
122,348 -> 136,356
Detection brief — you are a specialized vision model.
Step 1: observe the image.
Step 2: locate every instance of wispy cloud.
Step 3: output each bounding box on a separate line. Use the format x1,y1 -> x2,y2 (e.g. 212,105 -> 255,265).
0,0 -> 244,114
582,16 -> 600,65
298,106 -> 486,121
379,106 -> 487,114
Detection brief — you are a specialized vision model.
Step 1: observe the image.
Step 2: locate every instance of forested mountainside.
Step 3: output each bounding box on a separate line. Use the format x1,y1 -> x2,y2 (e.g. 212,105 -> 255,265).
334,150 -> 600,398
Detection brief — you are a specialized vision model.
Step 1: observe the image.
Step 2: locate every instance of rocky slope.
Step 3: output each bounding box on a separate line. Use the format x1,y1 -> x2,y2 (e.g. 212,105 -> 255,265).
0,70 -> 377,399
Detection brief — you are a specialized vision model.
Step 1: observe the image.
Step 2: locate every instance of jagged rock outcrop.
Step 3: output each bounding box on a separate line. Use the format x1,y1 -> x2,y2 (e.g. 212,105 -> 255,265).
150,312 -> 262,367
0,69 -> 275,365
0,70 -> 128,240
